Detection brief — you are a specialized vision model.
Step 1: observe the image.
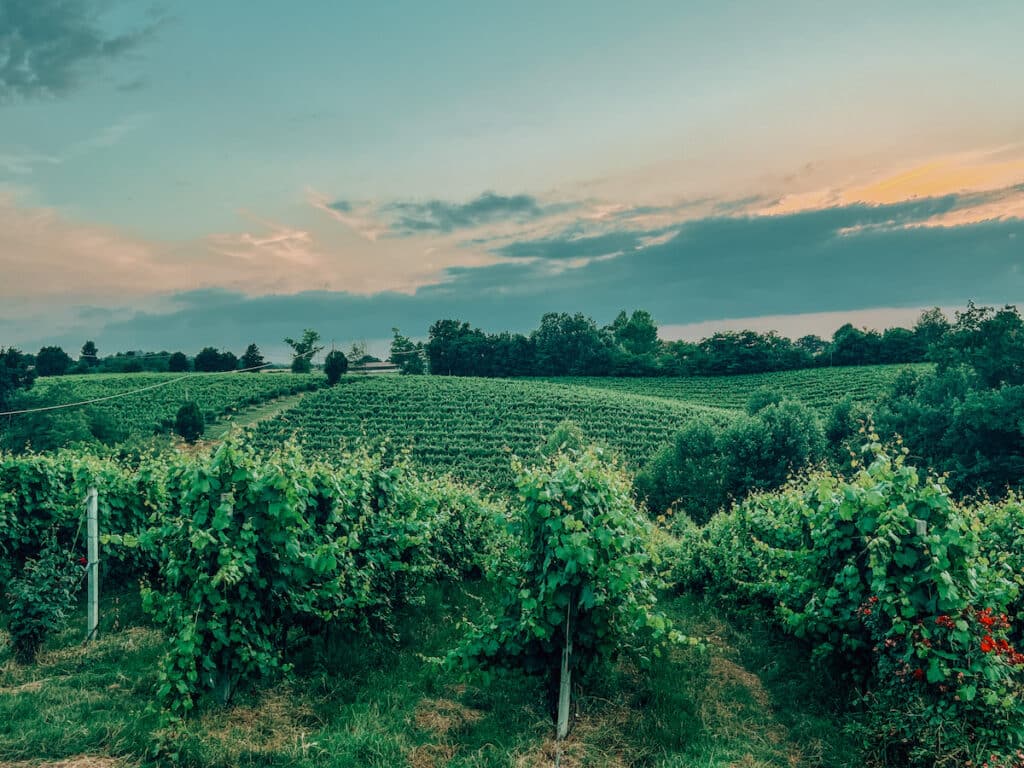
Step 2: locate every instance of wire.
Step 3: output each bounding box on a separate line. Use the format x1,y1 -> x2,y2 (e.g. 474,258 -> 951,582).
0,363 -> 273,417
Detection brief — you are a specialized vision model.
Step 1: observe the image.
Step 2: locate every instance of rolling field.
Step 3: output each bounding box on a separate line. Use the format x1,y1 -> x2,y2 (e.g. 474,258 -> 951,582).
252,375 -> 736,489
542,363 -> 931,411
8,372 -> 324,436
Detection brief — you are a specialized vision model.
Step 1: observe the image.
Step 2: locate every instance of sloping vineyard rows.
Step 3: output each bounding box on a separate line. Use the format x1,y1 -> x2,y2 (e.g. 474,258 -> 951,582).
252,376 -> 736,490
541,363 -> 932,411
17,373 -> 325,436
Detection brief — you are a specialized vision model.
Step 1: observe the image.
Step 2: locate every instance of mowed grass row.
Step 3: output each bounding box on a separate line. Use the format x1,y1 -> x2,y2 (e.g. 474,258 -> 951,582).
13,372 -> 325,436
0,586 -> 859,768
253,376 -> 736,490
541,363 -> 931,411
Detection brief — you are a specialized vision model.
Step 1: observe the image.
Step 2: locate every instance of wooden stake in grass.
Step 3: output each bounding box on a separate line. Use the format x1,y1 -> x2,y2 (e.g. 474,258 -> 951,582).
557,601 -> 573,740
86,486 -> 99,642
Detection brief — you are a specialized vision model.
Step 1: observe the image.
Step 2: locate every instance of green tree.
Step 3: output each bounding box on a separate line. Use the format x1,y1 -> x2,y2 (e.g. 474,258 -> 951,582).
389,328 -> 425,374
174,402 -> 205,443
168,351 -> 190,372
0,348 -> 35,410
194,347 -> 223,373
240,343 -> 265,371
324,350 -> 349,384
285,329 -> 323,373
35,346 -> 72,377
80,340 -> 99,367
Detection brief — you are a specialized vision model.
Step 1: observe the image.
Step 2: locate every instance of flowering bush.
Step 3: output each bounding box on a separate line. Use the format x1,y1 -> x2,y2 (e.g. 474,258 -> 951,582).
674,433 -> 1024,765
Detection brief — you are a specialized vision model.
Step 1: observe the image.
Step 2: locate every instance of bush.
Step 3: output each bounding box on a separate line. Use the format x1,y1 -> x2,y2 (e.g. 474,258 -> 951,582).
174,402 -> 204,443
324,350 -> 349,385
448,448 -> 693,717
675,436 -> 1024,765
637,400 -> 825,523
4,538 -> 79,664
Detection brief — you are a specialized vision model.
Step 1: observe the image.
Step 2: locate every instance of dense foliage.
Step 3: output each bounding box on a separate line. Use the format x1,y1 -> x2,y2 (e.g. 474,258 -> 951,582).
673,436 -> 1024,766
422,308 -> 941,378
875,303 -> 1024,497
0,347 -> 35,411
637,396 -> 826,522
4,537 -> 80,664
449,448 -> 689,715
174,401 -> 204,443
323,350 -> 349,384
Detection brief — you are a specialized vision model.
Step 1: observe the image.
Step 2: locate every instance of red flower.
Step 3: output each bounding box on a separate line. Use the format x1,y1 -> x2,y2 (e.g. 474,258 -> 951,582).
77,556 -> 88,565
913,668 -> 925,681
980,636 -> 996,653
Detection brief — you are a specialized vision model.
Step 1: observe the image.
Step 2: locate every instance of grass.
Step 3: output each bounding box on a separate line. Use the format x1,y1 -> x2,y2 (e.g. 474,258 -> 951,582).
203,390 -> 311,441
1,586 -> 861,767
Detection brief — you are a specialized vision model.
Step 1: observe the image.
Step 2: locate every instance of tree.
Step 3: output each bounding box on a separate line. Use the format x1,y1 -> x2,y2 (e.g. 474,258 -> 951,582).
194,347 -> 223,373
35,346 -> 72,377
240,343 -> 265,371
284,329 -> 323,374
913,307 -> 950,359
610,309 -> 660,357
323,350 -> 349,384
80,341 -> 99,367
0,348 -> 36,410
168,352 -> 190,372
218,351 -> 239,372
389,328 -> 425,374
174,402 -> 205,443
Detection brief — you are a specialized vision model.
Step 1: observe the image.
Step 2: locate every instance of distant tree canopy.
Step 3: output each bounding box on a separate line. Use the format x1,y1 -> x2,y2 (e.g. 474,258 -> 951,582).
168,352 -> 190,372
35,346 -> 73,377
240,343 -> 265,371
285,329 -> 323,374
80,341 -> 99,367
194,347 -> 239,373
875,303 -> 1024,497
422,307 -> 944,379
0,348 -> 36,411
389,328 -> 425,374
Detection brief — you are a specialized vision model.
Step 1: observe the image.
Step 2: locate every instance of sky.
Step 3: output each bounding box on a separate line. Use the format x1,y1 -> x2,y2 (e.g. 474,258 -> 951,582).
2,0 -> 1023,360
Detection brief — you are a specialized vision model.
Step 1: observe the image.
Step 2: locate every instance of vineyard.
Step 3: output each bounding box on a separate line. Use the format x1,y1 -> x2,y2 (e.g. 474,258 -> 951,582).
2,363 -> 1024,767
541,363 -> 932,411
9,372 -> 324,436
251,375 -> 735,490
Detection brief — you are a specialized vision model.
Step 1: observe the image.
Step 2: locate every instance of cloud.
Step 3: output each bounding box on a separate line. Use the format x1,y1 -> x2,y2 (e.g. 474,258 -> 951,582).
493,228 -> 666,260
0,0 -> 160,103
20,191 -> 1019,358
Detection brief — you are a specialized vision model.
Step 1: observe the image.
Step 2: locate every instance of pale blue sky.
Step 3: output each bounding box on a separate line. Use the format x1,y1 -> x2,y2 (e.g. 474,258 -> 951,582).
2,0 -> 1023,355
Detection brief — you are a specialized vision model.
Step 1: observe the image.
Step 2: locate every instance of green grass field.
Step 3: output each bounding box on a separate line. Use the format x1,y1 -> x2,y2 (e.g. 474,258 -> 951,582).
251,375 -> 736,490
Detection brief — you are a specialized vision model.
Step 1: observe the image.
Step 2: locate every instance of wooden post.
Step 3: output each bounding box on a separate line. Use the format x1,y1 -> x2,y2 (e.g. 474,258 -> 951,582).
86,487 -> 99,641
557,601 -> 573,740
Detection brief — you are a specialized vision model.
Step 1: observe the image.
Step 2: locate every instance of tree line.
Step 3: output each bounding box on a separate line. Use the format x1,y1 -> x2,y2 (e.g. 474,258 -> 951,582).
421,307 -> 951,378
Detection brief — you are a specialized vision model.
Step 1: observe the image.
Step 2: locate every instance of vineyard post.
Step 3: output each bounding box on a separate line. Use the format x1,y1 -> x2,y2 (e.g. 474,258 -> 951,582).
557,600 -> 574,739
86,487 -> 99,641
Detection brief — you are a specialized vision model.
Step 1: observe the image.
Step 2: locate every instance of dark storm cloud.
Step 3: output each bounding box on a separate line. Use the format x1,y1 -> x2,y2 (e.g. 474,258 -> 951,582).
328,192 -> 580,236
0,0 -> 159,103
493,228 -> 669,260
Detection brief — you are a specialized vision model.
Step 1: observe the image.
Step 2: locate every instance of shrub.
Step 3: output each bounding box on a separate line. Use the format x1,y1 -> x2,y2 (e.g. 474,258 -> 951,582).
448,448 -> 693,717
324,350 -> 349,385
4,538 -> 79,664
174,402 -> 204,443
